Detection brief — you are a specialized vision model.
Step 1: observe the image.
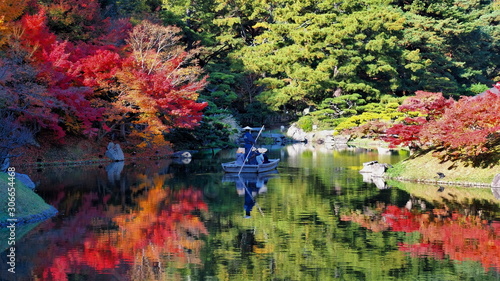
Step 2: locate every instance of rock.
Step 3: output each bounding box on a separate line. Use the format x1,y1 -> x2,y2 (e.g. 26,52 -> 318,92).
172,151 -> 192,158
106,161 -> 124,182
360,161 -> 387,177
361,168 -> 388,189
286,124 -> 308,142
371,164 -> 387,177
105,142 -> 125,161
372,177 -> 388,189
1,157 -> 9,172
361,172 -> 373,183
359,161 -> 379,173
16,173 -> 36,190
491,174 -> 500,188
332,135 -> 350,145
377,147 -> 392,154
492,188 -> 500,200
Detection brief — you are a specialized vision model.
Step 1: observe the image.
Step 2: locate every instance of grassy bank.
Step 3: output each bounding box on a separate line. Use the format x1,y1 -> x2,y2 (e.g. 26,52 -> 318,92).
0,172 -> 58,252
0,173 -> 57,225
386,151 -> 499,185
348,138 -> 391,149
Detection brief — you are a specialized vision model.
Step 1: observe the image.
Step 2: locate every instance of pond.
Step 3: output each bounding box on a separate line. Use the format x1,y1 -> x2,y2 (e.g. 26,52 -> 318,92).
3,144 -> 500,280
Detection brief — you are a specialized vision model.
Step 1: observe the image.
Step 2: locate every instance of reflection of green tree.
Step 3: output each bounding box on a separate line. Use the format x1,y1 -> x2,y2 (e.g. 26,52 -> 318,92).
201,172 -> 411,280
199,148 -> 499,280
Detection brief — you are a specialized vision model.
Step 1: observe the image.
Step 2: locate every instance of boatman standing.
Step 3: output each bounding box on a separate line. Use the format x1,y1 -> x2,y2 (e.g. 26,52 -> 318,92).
242,126 -> 255,158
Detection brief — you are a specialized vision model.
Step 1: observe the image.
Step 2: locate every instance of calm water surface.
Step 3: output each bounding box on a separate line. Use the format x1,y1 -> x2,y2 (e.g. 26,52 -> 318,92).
3,144 -> 500,280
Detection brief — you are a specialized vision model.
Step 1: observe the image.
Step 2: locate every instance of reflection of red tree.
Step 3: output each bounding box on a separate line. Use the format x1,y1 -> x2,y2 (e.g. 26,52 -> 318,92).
34,184 -> 208,280
113,186 -> 209,265
398,243 -> 445,259
408,219 -> 500,270
342,205 -> 500,271
382,205 -> 421,232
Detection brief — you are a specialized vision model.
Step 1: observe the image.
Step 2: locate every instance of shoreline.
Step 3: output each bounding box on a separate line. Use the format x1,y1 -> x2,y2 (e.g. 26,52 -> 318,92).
385,176 -> 493,188
0,173 -> 59,228
384,150 -> 498,187
0,206 -> 58,228
12,155 -> 171,168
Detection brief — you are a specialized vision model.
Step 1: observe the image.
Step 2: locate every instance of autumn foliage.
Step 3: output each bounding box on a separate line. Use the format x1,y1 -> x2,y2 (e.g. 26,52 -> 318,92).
0,0 -> 207,147
421,87 -> 500,159
383,85 -> 500,161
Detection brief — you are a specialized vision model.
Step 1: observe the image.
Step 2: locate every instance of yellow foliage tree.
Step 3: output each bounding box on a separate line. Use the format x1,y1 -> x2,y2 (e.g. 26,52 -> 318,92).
0,0 -> 26,47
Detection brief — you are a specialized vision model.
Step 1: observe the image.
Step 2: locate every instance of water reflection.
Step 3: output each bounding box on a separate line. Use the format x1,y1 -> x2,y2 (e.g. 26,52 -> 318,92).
342,203 -> 500,272
4,146 -> 500,280
222,171 -> 279,218
4,160 -> 208,281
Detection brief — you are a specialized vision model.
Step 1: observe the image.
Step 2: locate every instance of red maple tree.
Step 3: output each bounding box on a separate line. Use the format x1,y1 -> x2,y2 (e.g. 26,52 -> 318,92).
3,2 -> 207,146
421,84 -> 500,159
383,91 -> 454,150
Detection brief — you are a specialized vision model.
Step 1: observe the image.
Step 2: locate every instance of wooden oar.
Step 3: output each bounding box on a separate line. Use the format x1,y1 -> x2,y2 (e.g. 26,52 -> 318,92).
238,125 -> 265,175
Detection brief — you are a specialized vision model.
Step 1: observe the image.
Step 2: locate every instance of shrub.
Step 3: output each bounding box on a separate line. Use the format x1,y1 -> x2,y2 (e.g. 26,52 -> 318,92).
296,116 -> 314,132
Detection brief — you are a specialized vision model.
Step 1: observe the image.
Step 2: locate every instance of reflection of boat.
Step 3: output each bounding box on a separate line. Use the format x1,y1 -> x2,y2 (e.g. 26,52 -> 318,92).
222,170 -> 279,218
222,170 -> 279,182
221,159 -> 280,173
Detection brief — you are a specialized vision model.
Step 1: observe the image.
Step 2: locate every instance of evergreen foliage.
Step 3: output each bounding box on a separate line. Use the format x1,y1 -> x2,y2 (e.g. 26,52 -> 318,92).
0,0 -> 497,151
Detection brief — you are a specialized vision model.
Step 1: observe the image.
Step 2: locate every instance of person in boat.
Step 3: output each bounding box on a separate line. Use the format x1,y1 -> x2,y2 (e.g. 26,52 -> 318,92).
257,148 -> 270,164
235,147 -> 245,165
247,147 -> 260,165
242,126 -> 255,157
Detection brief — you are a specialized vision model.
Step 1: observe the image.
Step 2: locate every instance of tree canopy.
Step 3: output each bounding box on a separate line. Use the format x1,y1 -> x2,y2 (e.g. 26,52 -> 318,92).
0,0 -> 498,151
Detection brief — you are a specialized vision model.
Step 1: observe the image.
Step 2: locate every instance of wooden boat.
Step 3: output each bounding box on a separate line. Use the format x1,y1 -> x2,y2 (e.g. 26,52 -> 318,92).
222,170 -> 279,182
221,159 -> 280,173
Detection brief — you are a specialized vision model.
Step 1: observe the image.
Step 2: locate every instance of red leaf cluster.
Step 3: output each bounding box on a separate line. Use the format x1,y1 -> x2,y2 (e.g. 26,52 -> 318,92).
384,85 -> 500,160
1,1 -> 207,145
422,86 -> 500,158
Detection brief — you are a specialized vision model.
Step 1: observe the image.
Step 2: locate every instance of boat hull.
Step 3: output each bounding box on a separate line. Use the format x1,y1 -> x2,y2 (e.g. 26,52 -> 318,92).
221,159 -> 280,173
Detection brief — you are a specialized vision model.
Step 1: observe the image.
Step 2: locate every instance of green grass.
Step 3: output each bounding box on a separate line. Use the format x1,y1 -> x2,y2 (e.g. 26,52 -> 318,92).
386,150 -> 499,184
0,173 -> 55,222
348,138 -> 394,149
0,172 -> 57,252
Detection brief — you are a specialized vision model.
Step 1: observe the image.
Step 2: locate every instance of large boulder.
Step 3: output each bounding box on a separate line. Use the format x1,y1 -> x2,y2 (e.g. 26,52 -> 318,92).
359,161 -> 388,177
105,142 -> 125,161
286,124 -> 308,142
